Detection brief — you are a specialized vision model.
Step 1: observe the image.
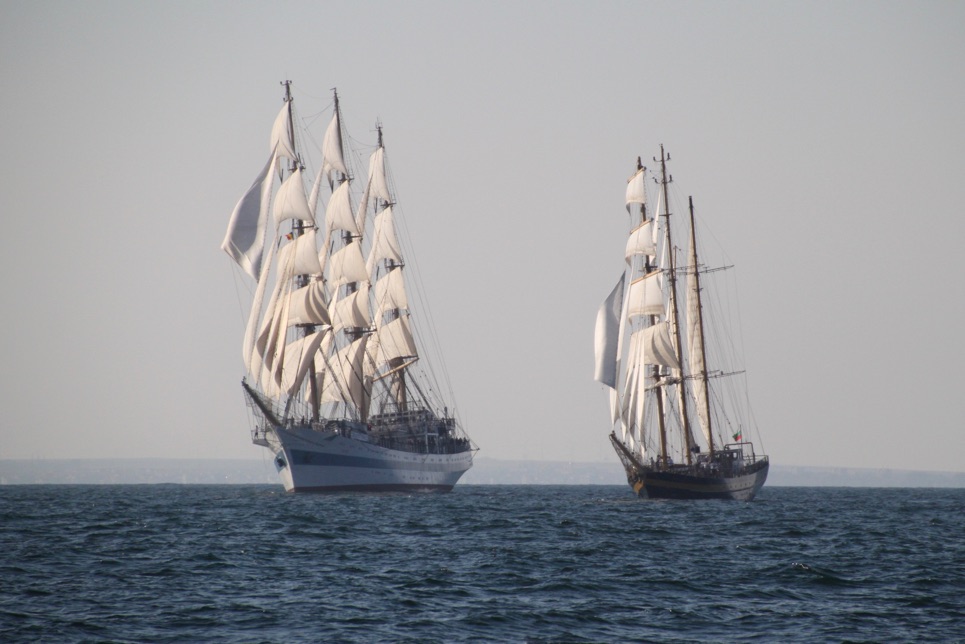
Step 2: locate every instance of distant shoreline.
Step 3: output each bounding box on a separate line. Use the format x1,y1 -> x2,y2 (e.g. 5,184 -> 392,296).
1,458 -> 963,488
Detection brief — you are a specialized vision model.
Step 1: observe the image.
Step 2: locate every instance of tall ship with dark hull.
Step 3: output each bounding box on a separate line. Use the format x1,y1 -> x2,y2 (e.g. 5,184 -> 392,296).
594,147 -> 768,500
223,83 -> 474,492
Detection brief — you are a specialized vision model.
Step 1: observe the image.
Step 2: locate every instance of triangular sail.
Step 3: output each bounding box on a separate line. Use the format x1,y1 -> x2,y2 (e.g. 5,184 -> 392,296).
686,208 -> 713,448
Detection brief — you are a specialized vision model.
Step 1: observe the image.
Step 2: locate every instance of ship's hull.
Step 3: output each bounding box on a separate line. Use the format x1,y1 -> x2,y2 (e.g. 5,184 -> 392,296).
257,424 -> 473,493
627,459 -> 768,501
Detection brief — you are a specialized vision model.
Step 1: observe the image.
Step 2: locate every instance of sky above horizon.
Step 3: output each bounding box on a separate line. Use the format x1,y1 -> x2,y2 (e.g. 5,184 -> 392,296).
2,0 -> 964,472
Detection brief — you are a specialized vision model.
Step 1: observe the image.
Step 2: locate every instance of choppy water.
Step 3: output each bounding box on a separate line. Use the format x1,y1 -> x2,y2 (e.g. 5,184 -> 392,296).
1,485 -> 963,642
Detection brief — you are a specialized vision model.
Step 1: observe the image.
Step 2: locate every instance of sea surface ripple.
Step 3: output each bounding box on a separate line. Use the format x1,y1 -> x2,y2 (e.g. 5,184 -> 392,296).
1,485 -> 963,642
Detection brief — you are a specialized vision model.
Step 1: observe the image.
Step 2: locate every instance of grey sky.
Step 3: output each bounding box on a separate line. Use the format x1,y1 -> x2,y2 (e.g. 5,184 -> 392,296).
1,0 -> 963,472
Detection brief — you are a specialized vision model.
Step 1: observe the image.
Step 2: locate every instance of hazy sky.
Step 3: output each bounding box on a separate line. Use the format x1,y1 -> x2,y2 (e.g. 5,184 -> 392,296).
2,0 -> 963,472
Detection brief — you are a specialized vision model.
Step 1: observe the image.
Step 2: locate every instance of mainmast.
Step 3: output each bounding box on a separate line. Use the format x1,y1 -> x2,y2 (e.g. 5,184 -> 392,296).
688,196 -> 714,455
655,145 -> 696,465
377,124 -> 409,412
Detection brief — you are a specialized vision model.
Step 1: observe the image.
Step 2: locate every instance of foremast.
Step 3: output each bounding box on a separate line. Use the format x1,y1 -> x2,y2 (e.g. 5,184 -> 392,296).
630,158 -> 669,464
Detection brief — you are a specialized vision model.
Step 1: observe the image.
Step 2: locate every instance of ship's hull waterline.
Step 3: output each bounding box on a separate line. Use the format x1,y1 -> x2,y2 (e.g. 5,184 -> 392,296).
257,425 -> 473,493
627,460 -> 769,501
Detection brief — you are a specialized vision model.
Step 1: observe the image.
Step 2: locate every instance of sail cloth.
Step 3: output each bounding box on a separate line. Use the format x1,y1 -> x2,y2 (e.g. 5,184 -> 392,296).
367,207 -> 403,274
328,240 -> 368,288
321,336 -> 370,413
277,229 -> 322,279
687,232 -> 712,444
273,168 -> 314,225
376,315 -> 418,366
288,282 -> 330,326
322,112 -> 348,181
626,167 -> 647,210
627,271 -> 664,320
594,274 -> 625,388
222,153 -> 277,279
638,322 -> 680,370
374,267 -> 408,321
270,102 -> 297,161
331,283 -> 371,332
625,221 -> 656,262
325,181 -> 358,235
280,330 -> 328,396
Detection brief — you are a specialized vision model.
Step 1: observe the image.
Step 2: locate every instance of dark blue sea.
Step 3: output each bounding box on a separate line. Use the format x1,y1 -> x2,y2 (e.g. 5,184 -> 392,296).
1,485 -> 963,642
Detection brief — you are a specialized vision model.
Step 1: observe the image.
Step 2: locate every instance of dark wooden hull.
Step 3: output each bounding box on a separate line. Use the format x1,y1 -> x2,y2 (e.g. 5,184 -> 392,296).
610,433 -> 768,501
629,459 -> 769,500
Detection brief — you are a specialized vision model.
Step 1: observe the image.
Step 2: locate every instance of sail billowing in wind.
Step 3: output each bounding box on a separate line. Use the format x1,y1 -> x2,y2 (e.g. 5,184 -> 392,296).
595,149 -> 767,500
222,84 -> 473,493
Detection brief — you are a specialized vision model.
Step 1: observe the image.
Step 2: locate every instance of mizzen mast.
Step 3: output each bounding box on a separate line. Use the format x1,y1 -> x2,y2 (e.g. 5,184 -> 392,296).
687,196 -> 714,456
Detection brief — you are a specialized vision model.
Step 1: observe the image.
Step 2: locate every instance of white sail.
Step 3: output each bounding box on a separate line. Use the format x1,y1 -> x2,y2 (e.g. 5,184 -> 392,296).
225,86 -> 476,495
625,221 -> 656,262
367,206 -> 403,274
280,330 -> 328,396
639,321 -> 680,370
687,228 -> 712,446
593,274 -> 625,388
222,153 -> 277,279
321,336 -> 370,413
368,146 -> 391,202
331,283 -> 371,332
277,229 -> 322,278
622,332 -> 644,448
270,102 -> 297,161
325,181 -> 358,235
376,315 -> 417,367
626,167 -> 646,209
288,281 -> 330,326
273,168 -> 314,225
321,112 -> 347,181
627,271 -> 664,320
374,267 -> 408,321
329,239 -> 368,288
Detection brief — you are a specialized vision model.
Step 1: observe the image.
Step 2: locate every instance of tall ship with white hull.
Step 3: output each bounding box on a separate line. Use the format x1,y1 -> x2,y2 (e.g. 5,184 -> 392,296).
223,83 -> 474,492
594,147 -> 768,500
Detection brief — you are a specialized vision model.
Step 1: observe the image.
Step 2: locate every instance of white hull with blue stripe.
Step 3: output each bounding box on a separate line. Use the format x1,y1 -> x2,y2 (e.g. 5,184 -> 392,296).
259,423 -> 473,493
